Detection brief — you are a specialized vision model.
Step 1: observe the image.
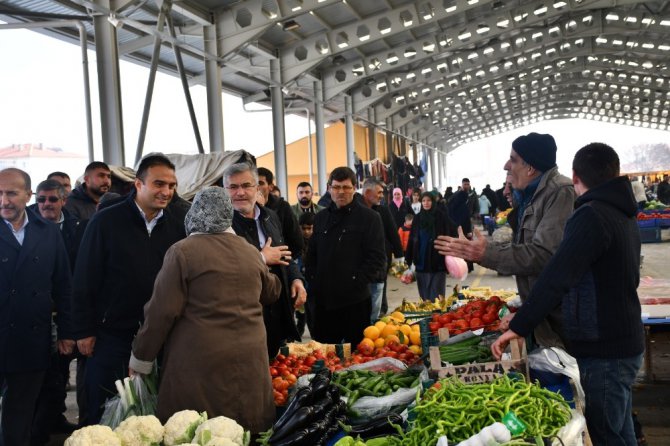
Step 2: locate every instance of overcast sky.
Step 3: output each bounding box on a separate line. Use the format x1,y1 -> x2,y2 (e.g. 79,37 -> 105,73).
1,24 -> 668,190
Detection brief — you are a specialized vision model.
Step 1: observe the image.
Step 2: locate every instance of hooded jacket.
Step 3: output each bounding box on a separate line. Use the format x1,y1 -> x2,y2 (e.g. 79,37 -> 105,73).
510,176 -> 644,358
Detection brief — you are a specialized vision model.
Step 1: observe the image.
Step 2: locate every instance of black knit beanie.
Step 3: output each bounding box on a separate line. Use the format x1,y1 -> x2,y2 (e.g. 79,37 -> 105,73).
512,132 -> 557,172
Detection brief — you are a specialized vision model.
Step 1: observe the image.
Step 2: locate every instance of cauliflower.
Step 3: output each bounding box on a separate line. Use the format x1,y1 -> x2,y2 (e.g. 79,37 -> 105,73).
114,415 -> 164,446
202,438 -> 237,446
163,410 -> 208,445
193,416 -> 245,446
64,425 -> 122,446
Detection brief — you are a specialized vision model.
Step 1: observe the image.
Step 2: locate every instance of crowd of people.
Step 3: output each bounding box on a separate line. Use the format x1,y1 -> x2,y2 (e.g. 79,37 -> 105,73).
0,131 -> 648,445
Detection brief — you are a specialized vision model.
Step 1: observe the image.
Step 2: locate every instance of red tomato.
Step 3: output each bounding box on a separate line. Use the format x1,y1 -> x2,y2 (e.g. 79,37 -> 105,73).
432,313 -> 441,322
470,317 -> 483,329
398,353 -> 408,362
386,351 -> 399,359
429,321 -> 441,334
269,367 -> 279,377
438,314 -> 453,325
489,296 -> 502,304
454,319 -> 469,331
275,354 -> 286,362
357,340 -> 374,356
304,356 -> 316,366
472,310 -> 484,319
482,312 -> 497,325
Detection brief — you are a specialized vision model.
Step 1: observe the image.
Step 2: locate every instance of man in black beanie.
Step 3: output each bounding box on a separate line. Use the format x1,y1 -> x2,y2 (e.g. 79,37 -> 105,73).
435,132 -> 575,349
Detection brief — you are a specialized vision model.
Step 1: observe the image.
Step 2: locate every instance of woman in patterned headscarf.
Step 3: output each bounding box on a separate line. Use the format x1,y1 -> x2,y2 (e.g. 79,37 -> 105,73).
129,187 -> 281,433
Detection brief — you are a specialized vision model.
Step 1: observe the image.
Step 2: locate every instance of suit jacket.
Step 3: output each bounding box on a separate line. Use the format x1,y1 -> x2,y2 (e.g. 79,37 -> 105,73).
0,209 -> 72,372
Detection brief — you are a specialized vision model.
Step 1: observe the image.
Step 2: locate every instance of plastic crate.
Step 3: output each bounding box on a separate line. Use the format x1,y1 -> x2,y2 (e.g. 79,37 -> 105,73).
659,218 -> 670,228
637,219 -> 659,228
640,226 -> 662,243
418,317 -> 439,363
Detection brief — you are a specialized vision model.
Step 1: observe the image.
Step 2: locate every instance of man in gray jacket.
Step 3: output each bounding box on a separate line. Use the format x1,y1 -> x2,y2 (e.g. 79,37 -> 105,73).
435,132 -> 575,349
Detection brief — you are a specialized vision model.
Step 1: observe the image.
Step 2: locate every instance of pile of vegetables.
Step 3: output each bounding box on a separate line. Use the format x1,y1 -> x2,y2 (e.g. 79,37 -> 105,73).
437,335 -> 494,365
333,369 -> 421,407
386,376 -> 572,445
259,369 -> 347,446
270,351 -> 344,406
65,411 -> 249,446
347,341 -> 420,367
428,297 -> 504,335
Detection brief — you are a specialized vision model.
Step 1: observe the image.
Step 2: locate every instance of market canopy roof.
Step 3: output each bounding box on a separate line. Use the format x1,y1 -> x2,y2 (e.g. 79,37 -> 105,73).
1,0 -> 669,152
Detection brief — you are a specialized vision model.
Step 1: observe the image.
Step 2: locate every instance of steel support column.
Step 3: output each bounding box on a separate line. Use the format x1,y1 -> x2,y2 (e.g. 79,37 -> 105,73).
135,3 -> 168,165
314,81 -> 327,195
270,58 -> 288,196
344,95 -> 355,169
168,14 -> 205,154
204,24 -> 224,152
93,1 -> 125,165
367,109 -> 377,160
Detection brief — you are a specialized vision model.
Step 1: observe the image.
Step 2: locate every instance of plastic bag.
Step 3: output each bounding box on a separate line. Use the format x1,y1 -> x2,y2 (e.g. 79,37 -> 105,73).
400,269 -> 415,284
445,256 -> 468,281
341,358 -> 428,423
528,347 -> 585,408
552,409 -> 586,446
100,374 -> 158,429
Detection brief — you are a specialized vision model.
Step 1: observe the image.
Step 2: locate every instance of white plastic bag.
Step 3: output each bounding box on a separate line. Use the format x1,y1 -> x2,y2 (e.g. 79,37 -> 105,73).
528,347 -> 585,408
552,409 -> 587,446
100,375 -> 158,429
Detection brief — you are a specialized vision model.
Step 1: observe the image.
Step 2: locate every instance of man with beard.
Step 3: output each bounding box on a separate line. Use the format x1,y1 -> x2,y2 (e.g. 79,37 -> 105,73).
290,181 -> 324,219
72,154 -> 186,425
64,162 -> 111,220
224,163 -> 307,357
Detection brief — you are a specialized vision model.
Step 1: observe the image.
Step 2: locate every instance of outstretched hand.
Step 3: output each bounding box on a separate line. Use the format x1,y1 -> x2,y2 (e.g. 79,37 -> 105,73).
261,237 -> 292,266
434,226 -> 487,262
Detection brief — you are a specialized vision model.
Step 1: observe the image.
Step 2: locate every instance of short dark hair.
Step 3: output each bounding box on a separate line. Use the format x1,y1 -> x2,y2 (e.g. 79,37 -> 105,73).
412,187 -> 421,195
47,171 -> 70,181
257,167 -> 274,184
1,168 -> 31,191
36,179 -> 66,198
404,213 -> 414,221
573,143 -> 620,189
328,167 -> 356,186
136,154 -> 175,181
297,181 -> 312,189
299,212 -> 315,226
85,161 -> 110,175
462,178 -> 470,183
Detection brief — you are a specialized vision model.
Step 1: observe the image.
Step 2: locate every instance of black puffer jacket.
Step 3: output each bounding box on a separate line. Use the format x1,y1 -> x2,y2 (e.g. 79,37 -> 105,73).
305,200 -> 386,310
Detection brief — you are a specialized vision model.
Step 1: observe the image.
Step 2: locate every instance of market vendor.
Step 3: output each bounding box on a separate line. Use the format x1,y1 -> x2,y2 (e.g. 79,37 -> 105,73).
492,143 -> 644,445
129,186 -> 281,433
434,132 -> 575,349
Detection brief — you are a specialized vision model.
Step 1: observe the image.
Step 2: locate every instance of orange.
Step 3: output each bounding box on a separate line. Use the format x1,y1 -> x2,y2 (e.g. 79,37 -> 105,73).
363,325 -> 381,341
385,334 -> 400,346
374,338 -> 385,349
409,345 -> 422,355
409,331 -> 421,346
390,311 -> 406,323
411,324 -> 421,332
381,324 -> 399,339
374,321 -> 387,332
359,337 -> 375,350
399,324 -> 412,337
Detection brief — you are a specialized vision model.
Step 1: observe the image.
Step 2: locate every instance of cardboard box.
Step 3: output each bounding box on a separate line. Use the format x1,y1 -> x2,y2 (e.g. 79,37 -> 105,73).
429,338 -> 528,384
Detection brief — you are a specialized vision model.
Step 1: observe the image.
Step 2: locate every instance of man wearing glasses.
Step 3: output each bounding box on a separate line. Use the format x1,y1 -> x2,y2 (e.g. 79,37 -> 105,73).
224,163 -> 307,357
305,167 -> 386,345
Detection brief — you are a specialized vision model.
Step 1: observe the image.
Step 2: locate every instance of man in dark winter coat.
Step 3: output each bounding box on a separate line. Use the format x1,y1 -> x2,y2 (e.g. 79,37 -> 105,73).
64,162 -> 112,220
492,143 -> 644,445
305,167 -> 386,345
257,167 -> 303,258
225,163 -> 306,357
482,184 -> 498,216
72,155 -> 186,425
0,168 -> 74,446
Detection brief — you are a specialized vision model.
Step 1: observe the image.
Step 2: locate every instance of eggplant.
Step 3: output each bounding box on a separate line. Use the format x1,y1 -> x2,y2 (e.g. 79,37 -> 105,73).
273,386 -> 313,433
310,376 -> 331,401
346,413 -> 404,439
327,383 -> 341,402
268,406 -> 315,443
311,393 -> 334,418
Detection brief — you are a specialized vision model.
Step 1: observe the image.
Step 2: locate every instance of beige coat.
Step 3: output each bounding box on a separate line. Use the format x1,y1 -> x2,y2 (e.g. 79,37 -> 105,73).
131,232 -> 281,433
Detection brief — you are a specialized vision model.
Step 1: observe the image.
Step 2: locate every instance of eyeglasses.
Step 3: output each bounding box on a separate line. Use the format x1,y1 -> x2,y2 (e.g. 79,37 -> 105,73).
225,183 -> 256,191
36,196 -> 61,203
330,185 -> 354,192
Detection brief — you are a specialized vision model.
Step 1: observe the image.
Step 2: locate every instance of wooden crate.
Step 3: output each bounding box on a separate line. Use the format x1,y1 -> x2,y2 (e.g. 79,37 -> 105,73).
429,338 -> 529,383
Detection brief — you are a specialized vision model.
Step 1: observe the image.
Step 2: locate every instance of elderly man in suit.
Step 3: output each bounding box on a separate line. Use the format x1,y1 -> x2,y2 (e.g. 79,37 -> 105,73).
0,168 -> 74,446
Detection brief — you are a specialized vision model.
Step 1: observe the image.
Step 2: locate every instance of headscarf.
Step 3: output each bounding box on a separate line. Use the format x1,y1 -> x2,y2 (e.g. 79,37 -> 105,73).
419,191 -> 437,235
392,187 -> 403,209
185,186 -> 233,235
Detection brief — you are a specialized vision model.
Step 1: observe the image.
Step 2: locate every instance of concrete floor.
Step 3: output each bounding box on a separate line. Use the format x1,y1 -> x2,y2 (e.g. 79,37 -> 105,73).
51,227 -> 670,445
